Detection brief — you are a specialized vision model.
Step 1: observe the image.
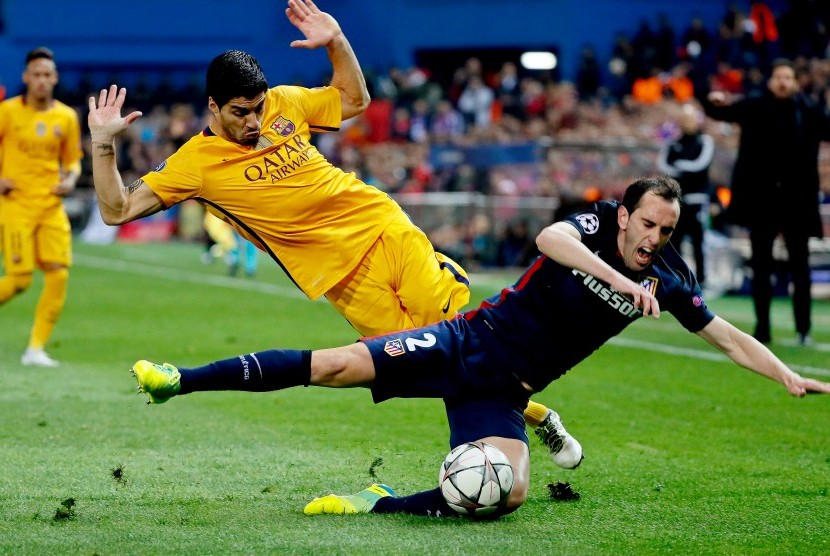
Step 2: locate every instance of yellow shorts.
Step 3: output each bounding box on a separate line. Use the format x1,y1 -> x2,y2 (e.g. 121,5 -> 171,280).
1,206 -> 72,274
325,211 -> 470,337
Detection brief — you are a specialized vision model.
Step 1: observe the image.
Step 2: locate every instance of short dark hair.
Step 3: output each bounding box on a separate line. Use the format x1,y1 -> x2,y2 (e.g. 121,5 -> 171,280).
25,47 -> 55,65
771,57 -> 795,74
622,176 -> 682,214
206,50 -> 268,108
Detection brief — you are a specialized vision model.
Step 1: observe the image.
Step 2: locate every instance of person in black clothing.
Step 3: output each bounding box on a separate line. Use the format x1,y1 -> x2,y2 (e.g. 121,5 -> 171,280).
657,103 -> 715,286
703,58 -> 830,345
131,176 -> 830,519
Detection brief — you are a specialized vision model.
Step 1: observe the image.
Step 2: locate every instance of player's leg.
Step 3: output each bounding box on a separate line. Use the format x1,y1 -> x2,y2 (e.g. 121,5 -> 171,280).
132,343 -> 376,403
21,211 -> 72,367
0,271 -> 33,303
781,225 -> 811,342
532,406 -> 584,468
240,235 -> 258,277
401,236 -> 582,468
329,218 -> 583,467
306,399 -> 531,518
203,212 -> 238,275
325,211 -> 472,336
22,264 -> 68,367
387,213 -> 470,326
304,437 -> 529,518
324,225 -> 421,337
690,203 -> 706,286
748,226 -> 776,343
0,217 -> 35,303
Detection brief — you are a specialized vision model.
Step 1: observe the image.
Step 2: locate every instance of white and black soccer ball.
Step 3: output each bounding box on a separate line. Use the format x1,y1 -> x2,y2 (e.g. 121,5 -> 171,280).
438,441 -> 514,517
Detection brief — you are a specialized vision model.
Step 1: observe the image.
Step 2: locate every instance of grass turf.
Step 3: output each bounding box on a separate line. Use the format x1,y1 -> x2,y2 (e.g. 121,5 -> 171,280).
1,240 -> 828,555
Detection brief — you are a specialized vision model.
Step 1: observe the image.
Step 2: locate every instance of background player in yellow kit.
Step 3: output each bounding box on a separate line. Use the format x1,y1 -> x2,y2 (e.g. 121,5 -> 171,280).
0,47 -> 83,367
87,0 -> 581,468
203,209 -> 259,277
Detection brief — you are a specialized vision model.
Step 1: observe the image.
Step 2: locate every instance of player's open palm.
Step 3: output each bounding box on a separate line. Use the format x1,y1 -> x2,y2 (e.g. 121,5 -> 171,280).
87,84 -> 143,142
286,0 -> 341,49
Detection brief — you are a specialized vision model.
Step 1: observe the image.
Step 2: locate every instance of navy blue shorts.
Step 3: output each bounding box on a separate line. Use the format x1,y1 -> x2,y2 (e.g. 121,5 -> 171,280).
445,398 -> 528,448
362,318 -> 530,446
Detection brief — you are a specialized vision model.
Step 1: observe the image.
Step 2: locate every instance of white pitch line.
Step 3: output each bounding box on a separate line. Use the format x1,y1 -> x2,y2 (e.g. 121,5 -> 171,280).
73,253 -> 311,300
610,337 -> 830,378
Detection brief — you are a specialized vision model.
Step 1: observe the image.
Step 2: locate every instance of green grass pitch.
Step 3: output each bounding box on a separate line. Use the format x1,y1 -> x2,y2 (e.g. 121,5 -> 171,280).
1,240 -> 828,554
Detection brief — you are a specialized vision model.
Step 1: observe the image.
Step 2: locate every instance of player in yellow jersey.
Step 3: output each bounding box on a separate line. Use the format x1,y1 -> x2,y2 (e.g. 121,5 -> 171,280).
87,0 -> 582,470
203,209 -> 259,277
0,47 -> 83,367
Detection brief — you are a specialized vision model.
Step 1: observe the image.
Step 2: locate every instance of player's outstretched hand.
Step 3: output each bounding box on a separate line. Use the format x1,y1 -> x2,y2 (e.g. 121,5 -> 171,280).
785,374 -> 830,397
609,276 -> 661,318
87,85 -> 143,143
285,0 -> 341,49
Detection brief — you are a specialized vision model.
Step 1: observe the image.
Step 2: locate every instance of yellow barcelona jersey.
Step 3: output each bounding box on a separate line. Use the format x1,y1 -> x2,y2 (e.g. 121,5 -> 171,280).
0,96 -> 83,214
141,85 -> 400,299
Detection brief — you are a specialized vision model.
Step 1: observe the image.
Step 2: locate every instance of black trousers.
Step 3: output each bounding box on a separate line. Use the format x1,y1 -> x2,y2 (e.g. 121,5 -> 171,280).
748,221 -> 812,338
674,203 -> 707,285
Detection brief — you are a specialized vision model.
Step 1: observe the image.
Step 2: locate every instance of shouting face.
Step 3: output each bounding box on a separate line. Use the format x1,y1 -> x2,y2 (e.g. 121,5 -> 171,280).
616,191 -> 680,272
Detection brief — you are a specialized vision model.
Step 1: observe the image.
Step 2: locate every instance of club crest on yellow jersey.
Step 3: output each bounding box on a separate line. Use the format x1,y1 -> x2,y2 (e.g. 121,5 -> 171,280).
271,116 -> 295,136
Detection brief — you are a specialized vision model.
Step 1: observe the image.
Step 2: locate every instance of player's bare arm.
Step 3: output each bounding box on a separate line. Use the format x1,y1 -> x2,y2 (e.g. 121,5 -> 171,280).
536,222 -> 660,317
697,316 -> 830,397
88,85 -> 163,225
286,0 -> 369,120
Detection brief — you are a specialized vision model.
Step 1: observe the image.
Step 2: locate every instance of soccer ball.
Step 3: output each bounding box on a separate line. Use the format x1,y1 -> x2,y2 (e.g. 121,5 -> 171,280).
438,441 -> 514,517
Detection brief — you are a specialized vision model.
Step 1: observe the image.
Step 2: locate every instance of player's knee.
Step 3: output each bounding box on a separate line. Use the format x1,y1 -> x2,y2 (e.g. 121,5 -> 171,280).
505,476 -> 529,509
44,266 -> 69,285
10,273 -> 34,293
485,485 -> 527,519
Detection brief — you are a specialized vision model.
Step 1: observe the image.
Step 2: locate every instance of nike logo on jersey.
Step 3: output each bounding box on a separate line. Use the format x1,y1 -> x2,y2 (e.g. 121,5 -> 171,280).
442,293 -> 453,314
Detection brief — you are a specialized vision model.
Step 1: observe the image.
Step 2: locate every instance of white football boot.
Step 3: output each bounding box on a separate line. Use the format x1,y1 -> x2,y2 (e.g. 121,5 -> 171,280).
21,348 -> 59,367
534,409 -> 584,469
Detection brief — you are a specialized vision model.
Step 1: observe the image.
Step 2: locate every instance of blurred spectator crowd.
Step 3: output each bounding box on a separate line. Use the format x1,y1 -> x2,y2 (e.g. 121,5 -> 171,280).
63,1 -> 830,270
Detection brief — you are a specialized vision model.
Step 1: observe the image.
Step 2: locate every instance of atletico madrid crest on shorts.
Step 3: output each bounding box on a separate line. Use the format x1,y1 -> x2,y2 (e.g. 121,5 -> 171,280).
271,116 -> 296,136
383,338 -> 405,357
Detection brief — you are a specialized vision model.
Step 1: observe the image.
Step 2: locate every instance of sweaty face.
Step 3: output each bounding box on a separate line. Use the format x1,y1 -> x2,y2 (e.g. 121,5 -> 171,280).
211,93 -> 266,146
23,58 -> 58,102
616,192 -> 680,272
767,65 -> 798,99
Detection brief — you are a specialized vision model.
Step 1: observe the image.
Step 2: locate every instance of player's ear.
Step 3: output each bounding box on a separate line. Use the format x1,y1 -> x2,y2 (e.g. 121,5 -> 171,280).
617,205 -> 630,230
208,97 -> 219,116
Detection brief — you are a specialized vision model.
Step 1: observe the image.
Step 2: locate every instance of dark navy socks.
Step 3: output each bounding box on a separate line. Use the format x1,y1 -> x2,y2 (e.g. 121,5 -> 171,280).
178,349 -> 311,394
371,487 -> 456,517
